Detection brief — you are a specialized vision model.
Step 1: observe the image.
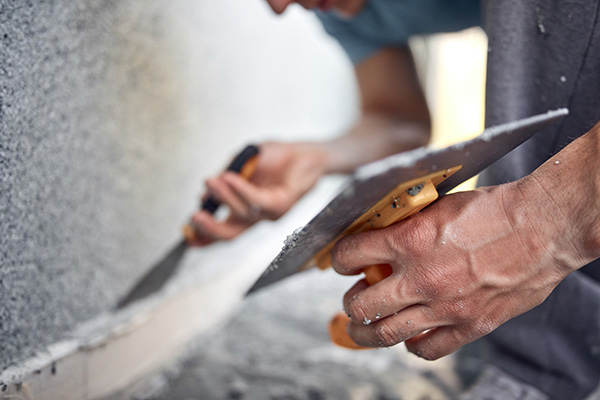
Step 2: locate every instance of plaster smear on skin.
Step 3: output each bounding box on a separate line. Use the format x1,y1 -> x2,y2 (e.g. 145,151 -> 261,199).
439,225 -> 457,246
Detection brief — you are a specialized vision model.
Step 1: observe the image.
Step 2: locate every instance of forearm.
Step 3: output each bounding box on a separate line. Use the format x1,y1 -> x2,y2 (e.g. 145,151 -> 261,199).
312,46 -> 431,174
513,121 -> 600,274
315,111 -> 430,174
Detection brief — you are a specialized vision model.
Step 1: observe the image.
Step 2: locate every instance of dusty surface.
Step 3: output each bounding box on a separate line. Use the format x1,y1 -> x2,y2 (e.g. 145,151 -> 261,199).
0,0 -> 355,372
115,268 -> 483,400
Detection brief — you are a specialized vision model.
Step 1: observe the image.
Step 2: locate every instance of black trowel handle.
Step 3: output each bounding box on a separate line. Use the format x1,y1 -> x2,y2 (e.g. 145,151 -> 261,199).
201,144 -> 260,213
182,145 -> 260,241
118,145 -> 261,309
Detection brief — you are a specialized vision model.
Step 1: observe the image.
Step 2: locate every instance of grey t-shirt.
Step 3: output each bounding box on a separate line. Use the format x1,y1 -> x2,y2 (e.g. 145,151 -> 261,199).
481,2 -> 600,399
480,0 -> 600,187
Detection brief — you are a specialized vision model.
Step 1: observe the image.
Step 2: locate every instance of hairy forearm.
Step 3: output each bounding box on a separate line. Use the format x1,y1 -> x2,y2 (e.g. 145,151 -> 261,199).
514,121 -> 600,274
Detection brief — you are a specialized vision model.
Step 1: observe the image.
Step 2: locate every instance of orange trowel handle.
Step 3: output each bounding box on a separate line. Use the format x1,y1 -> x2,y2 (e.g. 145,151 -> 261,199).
329,264 -> 393,350
328,177 -> 445,350
182,145 -> 260,241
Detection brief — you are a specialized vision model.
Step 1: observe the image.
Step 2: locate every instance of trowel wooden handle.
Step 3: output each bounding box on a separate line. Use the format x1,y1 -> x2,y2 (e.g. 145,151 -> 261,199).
183,145 -> 260,241
328,175 -> 446,350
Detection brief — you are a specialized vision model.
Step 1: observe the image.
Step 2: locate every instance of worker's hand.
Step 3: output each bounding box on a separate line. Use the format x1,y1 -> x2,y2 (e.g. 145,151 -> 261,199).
188,142 -> 328,246
331,181 -> 578,359
265,0 -> 366,16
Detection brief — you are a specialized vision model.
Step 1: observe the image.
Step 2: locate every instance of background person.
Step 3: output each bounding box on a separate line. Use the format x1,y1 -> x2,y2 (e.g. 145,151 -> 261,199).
192,1 -> 600,399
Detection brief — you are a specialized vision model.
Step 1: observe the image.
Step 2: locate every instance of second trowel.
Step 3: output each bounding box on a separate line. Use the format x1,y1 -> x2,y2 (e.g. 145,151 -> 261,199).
116,145 -> 260,309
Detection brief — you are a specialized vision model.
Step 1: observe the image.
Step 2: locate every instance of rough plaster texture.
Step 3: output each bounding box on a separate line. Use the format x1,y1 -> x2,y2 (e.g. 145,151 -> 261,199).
0,0 -> 357,372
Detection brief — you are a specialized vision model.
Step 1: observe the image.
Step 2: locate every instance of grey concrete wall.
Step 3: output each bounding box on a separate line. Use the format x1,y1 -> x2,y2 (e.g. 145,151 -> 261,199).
0,0 -> 357,372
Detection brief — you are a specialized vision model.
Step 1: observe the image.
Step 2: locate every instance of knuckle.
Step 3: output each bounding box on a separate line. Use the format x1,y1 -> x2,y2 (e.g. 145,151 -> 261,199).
413,270 -> 446,300
445,300 -> 472,323
331,239 -> 355,273
236,208 -> 251,221
389,216 -> 437,257
406,340 -> 440,360
344,297 -> 368,325
418,346 -> 442,361
469,318 -> 496,339
374,323 -> 402,347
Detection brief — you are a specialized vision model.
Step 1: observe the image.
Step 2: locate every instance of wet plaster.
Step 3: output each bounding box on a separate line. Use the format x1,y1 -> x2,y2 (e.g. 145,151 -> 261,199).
0,0 -> 357,375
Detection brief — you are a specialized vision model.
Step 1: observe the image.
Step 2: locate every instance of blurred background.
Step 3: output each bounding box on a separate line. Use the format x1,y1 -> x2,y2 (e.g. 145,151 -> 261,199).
0,1 -> 485,398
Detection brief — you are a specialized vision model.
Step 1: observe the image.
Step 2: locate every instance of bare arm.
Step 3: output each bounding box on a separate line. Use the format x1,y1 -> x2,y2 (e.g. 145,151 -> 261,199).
190,47 -> 431,244
319,47 -> 430,173
330,121 -> 600,358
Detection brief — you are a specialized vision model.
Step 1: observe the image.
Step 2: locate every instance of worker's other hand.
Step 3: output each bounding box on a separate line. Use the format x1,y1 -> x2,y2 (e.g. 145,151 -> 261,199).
188,142 -> 328,246
331,182 -> 576,359
265,0 -> 366,17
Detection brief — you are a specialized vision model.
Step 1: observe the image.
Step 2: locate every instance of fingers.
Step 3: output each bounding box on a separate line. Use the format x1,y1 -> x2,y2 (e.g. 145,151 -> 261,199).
221,173 -> 266,212
331,230 -> 396,276
223,172 -> 291,220
405,327 -> 465,360
347,305 -> 445,348
405,316 -> 499,360
342,275 -> 422,324
188,211 -> 250,245
206,172 -> 279,221
205,176 -> 254,220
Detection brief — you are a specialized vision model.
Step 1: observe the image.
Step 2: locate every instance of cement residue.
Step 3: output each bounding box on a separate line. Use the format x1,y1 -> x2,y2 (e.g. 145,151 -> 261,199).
282,227 -> 306,252
354,147 -> 428,182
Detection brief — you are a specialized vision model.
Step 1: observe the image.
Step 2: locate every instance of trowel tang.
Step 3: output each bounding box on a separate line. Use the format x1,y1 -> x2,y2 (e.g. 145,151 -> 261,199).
318,166 -> 462,350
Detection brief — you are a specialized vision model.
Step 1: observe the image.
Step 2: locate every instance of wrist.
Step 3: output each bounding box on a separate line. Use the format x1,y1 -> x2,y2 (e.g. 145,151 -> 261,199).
292,142 -> 331,177
508,175 -> 576,279
512,122 -> 600,274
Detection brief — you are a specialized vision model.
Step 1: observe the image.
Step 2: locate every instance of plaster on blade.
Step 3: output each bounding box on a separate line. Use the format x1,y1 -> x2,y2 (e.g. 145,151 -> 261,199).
247,108 -> 569,294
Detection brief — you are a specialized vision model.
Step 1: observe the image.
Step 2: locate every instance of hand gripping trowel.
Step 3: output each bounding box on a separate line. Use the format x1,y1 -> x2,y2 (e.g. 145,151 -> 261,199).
246,109 -> 568,349
116,145 -> 260,309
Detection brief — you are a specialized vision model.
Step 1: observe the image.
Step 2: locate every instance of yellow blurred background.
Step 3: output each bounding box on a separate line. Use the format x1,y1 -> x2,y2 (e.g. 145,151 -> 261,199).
412,27 -> 488,191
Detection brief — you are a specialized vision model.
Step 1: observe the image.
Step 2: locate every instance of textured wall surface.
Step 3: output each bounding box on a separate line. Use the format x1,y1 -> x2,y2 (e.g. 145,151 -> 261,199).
0,0 -> 356,371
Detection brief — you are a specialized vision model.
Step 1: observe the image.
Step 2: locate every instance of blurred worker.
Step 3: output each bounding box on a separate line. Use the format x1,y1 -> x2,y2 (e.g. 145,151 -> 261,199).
190,1 -> 600,399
